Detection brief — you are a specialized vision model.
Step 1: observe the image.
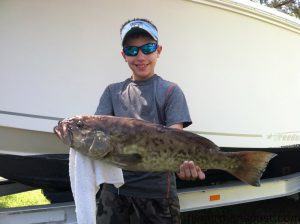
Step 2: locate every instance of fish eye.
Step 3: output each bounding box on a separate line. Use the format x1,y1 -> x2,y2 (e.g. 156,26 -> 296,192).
76,121 -> 84,128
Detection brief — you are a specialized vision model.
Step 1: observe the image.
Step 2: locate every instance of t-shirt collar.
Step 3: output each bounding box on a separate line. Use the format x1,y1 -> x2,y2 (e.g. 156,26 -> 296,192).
129,74 -> 157,86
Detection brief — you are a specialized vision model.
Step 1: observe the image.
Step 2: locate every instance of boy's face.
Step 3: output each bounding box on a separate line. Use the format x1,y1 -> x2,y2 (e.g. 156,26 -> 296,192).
121,37 -> 162,81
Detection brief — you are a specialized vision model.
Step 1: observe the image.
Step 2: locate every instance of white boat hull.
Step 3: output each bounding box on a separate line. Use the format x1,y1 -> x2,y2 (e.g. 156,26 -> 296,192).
0,125 -> 67,156
1,0 -> 300,156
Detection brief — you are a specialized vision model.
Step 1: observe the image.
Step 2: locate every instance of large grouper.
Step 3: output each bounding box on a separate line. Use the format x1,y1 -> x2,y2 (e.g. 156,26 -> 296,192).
54,115 -> 276,186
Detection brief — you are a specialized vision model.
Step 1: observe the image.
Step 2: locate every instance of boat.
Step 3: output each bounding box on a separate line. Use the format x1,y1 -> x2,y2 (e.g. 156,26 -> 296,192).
0,0 -> 300,198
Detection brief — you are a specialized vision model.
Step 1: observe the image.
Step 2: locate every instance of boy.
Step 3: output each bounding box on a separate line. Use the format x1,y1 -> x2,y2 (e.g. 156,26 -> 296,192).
96,18 -> 205,224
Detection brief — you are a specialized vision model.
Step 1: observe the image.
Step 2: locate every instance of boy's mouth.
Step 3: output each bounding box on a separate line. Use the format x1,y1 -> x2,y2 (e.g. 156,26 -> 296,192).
135,63 -> 149,69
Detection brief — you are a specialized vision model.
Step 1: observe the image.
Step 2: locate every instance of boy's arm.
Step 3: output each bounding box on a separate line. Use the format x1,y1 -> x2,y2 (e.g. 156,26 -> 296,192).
95,86 -> 114,116
169,123 -> 206,181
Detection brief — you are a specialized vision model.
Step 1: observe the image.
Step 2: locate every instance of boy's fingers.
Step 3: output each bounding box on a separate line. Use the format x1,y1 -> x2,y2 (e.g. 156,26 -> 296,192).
188,161 -> 198,179
196,166 -> 206,180
183,161 -> 192,179
177,161 -> 206,181
177,163 -> 185,179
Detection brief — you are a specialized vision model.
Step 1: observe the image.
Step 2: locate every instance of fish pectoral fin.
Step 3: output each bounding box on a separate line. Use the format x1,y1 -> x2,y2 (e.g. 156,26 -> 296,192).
90,136 -> 105,150
114,153 -> 142,164
88,135 -> 110,158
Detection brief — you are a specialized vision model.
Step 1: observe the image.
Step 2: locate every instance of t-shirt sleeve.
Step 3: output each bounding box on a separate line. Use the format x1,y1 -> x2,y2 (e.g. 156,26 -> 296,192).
165,85 -> 192,128
95,86 -> 114,115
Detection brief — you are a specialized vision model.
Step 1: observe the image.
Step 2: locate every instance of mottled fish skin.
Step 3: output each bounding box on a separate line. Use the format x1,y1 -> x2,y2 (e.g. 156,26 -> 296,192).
54,115 -> 276,186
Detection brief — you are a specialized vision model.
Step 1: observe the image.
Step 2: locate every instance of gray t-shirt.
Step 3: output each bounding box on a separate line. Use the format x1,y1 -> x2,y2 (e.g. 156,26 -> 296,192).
95,74 -> 192,198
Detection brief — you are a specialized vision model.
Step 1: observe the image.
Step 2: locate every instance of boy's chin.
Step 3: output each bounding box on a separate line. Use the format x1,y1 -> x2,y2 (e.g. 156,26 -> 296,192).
132,73 -> 154,80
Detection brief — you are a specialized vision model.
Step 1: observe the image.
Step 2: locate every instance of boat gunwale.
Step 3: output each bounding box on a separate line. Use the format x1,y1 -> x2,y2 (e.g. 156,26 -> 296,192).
186,0 -> 300,34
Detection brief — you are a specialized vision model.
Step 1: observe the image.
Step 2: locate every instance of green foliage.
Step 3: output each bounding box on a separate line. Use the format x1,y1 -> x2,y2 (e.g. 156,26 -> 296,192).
0,190 -> 50,208
251,0 -> 300,18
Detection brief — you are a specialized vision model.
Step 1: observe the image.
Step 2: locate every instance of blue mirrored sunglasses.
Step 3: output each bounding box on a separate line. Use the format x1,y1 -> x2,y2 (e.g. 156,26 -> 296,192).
123,43 -> 158,57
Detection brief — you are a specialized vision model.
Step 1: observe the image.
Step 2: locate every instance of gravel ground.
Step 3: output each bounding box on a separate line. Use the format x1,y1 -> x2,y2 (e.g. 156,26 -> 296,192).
181,195 -> 300,224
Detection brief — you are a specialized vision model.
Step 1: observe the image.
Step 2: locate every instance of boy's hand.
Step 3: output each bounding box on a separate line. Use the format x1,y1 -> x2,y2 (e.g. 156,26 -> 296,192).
177,161 -> 205,181
168,124 -> 205,181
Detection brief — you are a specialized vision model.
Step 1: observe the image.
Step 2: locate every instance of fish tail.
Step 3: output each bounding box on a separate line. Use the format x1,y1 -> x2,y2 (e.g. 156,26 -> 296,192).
225,151 -> 277,186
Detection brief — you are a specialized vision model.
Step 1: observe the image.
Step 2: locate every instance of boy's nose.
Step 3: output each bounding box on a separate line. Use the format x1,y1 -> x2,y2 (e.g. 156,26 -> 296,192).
136,49 -> 146,58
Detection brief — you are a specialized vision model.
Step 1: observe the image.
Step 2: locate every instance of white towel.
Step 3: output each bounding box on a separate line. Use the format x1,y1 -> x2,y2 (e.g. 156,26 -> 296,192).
69,148 -> 124,224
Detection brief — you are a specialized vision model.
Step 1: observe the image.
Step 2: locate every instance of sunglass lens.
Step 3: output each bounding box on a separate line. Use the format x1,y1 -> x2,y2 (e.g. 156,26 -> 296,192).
141,43 -> 158,54
123,43 -> 158,56
123,46 -> 138,56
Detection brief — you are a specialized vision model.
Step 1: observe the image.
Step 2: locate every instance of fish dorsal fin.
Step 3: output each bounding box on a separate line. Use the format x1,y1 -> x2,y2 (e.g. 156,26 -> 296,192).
172,129 -> 221,151
193,133 -> 221,151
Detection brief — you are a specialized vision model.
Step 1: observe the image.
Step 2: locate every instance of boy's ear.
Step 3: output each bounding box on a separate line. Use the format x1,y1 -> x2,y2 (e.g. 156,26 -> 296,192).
157,45 -> 162,57
121,51 -> 127,61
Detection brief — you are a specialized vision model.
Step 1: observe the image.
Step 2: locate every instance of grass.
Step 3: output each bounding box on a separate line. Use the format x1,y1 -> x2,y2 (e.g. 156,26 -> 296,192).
0,189 -> 50,208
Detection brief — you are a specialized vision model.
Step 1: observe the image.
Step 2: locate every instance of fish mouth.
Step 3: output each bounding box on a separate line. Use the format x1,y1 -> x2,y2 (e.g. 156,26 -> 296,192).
53,120 -> 63,138
53,125 -> 61,138
53,124 -> 72,146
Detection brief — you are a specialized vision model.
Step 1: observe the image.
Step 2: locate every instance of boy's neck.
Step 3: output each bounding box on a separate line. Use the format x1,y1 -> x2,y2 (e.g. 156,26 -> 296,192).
131,73 -> 156,81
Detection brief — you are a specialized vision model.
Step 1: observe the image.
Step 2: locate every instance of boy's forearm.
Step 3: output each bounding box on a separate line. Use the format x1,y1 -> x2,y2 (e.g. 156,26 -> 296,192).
168,123 -> 183,130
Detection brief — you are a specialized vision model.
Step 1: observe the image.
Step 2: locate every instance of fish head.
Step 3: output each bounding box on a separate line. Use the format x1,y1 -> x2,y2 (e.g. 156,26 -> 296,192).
54,116 -> 89,148
54,115 -> 111,158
